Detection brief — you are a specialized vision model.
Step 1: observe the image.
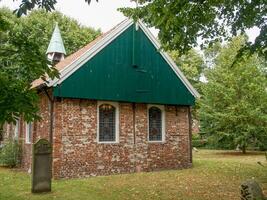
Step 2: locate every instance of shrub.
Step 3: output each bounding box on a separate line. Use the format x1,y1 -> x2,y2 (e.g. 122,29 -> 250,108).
192,139 -> 207,148
0,139 -> 22,168
259,137 -> 267,151
192,134 -> 200,140
203,135 -> 236,150
192,134 -> 207,148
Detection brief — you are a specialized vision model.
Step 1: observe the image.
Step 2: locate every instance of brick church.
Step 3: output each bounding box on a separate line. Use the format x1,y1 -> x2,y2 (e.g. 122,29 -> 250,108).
2,19 -> 199,179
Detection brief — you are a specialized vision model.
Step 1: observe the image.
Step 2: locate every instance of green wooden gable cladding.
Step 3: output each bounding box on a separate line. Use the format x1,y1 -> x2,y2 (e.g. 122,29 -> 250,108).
53,24 -> 196,105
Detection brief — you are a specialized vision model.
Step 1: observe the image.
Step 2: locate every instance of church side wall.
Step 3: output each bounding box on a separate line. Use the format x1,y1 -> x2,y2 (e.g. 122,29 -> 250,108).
52,98 -> 191,179
1,96 -> 192,178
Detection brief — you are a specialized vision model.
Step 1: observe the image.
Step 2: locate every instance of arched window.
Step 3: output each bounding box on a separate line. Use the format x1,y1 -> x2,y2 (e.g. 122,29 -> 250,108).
148,106 -> 165,142
98,103 -> 118,142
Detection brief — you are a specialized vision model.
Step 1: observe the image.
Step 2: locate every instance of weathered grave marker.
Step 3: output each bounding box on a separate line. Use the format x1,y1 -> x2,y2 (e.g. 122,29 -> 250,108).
32,139 -> 52,193
240,179 -> 266,200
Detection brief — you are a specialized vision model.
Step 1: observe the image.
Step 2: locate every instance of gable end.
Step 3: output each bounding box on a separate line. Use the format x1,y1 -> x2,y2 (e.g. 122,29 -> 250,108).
50,19 -> 199,105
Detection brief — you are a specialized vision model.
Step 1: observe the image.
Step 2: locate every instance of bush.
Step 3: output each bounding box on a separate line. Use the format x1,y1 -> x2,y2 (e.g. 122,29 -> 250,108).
192,139 -> 207,148
203,135 -> 236,150
0,139 -> 21,168
192,134 -> 207,148
259,137 -> 267,151
192,134 -> 200,140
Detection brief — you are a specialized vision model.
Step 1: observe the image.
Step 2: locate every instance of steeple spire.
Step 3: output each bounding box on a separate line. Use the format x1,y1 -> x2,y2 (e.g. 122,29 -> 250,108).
46,23 -> 66,63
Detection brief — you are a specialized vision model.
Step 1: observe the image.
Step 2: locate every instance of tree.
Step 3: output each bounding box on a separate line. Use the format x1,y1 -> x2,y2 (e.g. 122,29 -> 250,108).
15,0 -> 266,62
169,49 -> 205,121
199,36 -> 267,153
121,0 -> 267,60
169,49 -> 205,90
15,0 -> 97,16
15,9 -> 100,58
0,8 -> 100,126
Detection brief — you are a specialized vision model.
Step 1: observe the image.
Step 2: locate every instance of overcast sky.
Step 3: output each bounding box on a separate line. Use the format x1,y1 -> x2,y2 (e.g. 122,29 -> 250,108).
0,0 -> 260,42
0,0 -> 135,32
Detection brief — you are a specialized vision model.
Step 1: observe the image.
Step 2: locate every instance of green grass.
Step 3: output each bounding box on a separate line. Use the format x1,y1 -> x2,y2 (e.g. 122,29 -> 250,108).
0,150 -> 266,200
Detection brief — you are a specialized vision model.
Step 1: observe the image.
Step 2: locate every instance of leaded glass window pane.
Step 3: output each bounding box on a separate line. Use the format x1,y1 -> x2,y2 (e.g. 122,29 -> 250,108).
99,104 -> 116,142
149,107 -> 162,141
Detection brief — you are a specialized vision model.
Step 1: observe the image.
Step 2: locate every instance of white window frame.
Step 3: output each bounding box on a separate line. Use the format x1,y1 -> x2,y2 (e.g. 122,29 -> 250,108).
97,101 -> 119,144
14,119 -> 20,139
25,122 -> 32,144
147,104 -> 166,143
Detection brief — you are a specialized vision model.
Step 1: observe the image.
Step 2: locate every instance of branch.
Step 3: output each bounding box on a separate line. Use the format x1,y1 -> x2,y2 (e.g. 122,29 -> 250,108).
15,0 -> 98,17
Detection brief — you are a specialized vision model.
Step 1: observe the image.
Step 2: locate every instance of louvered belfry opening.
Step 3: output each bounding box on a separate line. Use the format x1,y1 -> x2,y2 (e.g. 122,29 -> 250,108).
149,106 -> 162,141
99,104 -> 116,142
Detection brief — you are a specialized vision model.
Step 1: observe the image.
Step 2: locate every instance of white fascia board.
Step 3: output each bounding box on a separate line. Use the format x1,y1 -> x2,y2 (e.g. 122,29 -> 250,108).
48,19 -> 134,87
137,20 -> 200,98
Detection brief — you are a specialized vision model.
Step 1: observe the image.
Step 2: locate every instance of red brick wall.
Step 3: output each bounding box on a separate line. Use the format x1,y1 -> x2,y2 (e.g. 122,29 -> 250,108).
147,106 -> 191,170
2,123 -> 14,142
2,95 -> 192,179
21,91 -> 51,171
52,99 -> 191,179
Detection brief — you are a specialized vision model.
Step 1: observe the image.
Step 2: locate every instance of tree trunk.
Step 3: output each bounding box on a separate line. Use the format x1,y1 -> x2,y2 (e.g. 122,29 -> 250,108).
0,123 -> 3,142
241,146 -> 246,154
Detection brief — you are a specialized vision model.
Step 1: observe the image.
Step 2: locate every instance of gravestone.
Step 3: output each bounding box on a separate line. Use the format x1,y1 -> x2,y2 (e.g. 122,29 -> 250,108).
32,139 -> 52,193
240,179 -> 266,200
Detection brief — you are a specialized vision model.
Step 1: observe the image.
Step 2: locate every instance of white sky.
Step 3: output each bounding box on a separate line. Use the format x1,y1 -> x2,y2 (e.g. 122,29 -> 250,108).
0,0 -> 135,32
0,0 -> 260,42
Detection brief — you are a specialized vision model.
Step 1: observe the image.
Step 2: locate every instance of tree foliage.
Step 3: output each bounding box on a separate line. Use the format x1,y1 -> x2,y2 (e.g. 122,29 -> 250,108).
12,0 -> 267,59
199,36 -> 267,153
169,49 -> 205,90
15,0 -> 266,61
0,8 -> 100,125
15,0 -> 98,16
120,0 -> 267,60
0,139 -> 21,168
169,49 -> 205,120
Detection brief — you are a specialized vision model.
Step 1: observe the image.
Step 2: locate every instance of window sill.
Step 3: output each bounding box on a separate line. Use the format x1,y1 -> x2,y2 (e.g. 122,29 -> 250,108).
148,140 -> 165,144
97,141 -> 119,144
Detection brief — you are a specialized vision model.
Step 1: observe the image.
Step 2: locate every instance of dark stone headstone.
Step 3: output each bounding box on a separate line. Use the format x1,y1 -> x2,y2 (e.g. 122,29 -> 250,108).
240,179 -> 266,200
31,139 -> 52,193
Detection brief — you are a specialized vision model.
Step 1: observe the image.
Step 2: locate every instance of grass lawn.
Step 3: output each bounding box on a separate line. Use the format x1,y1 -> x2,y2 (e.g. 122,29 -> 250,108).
0,150 -> 266,200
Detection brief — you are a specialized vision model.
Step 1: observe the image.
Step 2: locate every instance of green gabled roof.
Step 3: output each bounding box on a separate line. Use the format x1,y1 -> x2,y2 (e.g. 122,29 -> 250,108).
50,19 -> 199,106
46,23 -> 66,55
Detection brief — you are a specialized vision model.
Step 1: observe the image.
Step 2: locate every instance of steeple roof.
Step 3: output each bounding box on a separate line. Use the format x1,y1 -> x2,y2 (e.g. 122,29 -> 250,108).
46,23 -> 66,55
